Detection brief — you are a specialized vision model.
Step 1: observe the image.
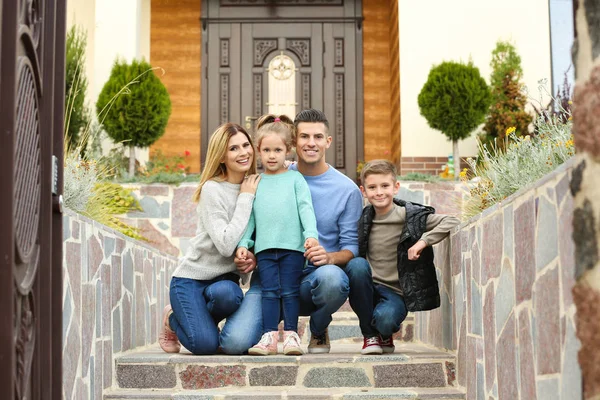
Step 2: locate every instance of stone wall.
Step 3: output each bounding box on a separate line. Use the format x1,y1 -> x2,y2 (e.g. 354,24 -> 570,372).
122,180 -> 463,258
62,210 -> 178,400
415,158 -> 581,399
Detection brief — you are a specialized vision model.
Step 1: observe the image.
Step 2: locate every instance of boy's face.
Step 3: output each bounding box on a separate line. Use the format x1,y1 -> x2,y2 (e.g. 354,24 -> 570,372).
360,173 -> 400,215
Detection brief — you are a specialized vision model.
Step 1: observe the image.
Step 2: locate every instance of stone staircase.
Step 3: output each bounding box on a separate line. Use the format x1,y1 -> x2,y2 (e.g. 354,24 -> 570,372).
103,304 -> 464,400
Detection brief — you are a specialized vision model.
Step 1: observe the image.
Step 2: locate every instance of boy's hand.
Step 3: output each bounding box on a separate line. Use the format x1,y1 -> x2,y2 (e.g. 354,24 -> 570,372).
408,240 -> 427,260
304,238 -> 319,249
234,249 -> 256,273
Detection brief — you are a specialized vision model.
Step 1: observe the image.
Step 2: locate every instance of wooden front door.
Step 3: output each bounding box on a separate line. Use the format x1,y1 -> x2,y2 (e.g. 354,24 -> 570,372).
0,0 -> 65,398
201,0 -> 363,178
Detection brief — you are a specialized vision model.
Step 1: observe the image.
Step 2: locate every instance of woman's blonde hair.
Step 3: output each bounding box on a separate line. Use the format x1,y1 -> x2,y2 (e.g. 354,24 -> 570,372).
254,114 -> 295,151
192,123 -> 257,202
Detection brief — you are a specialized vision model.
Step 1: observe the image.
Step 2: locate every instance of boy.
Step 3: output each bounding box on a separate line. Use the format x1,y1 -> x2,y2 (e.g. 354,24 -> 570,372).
345,160 -> 460,355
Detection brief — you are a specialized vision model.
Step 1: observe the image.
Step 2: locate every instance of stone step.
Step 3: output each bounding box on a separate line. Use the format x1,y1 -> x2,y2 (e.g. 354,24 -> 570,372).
114,343 -> 456,391
104,386 -> 466,399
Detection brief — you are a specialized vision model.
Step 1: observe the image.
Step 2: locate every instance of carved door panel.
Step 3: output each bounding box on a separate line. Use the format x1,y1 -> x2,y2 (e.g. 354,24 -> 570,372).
0,0 -> 65,398
202,1 -> 363,178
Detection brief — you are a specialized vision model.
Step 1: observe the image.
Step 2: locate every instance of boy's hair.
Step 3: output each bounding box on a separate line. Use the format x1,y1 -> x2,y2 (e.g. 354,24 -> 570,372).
294,108 -> 329,133
254,114 -> 295,151
360,159 -> 398,183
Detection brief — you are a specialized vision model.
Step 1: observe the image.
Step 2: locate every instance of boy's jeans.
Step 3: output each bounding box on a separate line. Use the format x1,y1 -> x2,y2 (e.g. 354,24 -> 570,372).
220,263 -> 349,354
345,257 -> 408,338
256,249 -> 305,332
169,274 -> 243,355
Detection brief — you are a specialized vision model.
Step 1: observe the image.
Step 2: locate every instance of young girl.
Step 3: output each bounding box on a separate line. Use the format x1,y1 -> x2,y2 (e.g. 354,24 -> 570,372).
159,123 -> 261,355
236,114 -> 319,356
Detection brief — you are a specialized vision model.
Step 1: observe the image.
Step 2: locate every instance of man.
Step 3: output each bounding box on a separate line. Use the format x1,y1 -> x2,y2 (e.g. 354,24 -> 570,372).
220,109 -> 363,354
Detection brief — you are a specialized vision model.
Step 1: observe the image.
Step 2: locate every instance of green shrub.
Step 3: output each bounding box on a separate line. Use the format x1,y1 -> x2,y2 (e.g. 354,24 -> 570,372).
96,59 -> 172,177
65,25 -> 90,154
481,41 -> 532,150
418,61 -> 492,177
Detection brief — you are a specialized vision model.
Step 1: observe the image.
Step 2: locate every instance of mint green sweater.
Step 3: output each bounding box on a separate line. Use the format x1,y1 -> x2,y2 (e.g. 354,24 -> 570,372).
238,170 -> 318,254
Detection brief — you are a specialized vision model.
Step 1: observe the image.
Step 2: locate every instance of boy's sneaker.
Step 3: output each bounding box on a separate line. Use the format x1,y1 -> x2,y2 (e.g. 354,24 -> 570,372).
308,328 -> 330,354
361,336 -> 383,355
283,331 -> 303,355
159,305 -> 181,353
379,335 -> 395,353
248,331 -> 278,356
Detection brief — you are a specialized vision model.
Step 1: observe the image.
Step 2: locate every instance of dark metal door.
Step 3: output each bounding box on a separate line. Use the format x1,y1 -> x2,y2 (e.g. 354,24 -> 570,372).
201,0 -> 363,178
0,0 -> 65,398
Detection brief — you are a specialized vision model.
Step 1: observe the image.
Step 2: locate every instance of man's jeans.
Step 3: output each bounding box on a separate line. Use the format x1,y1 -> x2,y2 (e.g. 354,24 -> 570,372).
345,257 -> 408,338
169,274 -> 243,355
220,264 -> 349,354
257,249 -> 305,332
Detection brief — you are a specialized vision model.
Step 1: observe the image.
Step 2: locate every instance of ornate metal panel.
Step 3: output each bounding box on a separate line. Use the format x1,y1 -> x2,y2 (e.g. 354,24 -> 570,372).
334,38 -> 344,66
221,0 -> 343,5
253,73 -> 262,117
286,38 -> 310,66
253,39 -> 277,66
220,39 -> 229,67
0,0 -> 65,396
334,73 -> 345,168
220,74 -> 230,124
301,73 -> 311,110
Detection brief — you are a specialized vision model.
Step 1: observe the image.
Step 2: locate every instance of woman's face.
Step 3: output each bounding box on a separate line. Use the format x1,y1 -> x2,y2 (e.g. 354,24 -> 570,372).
222,131 -> 254,180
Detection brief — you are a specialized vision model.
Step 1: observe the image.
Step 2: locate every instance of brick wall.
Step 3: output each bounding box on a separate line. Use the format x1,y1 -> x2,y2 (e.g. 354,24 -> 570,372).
400,156 -> 475,175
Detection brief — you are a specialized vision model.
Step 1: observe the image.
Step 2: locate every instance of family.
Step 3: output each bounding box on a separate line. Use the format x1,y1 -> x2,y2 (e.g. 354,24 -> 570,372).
158,108 -> 460,356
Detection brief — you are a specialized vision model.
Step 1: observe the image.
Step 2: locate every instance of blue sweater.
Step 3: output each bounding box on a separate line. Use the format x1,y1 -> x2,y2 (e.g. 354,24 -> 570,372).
238,170 -> 319,254
289,164 -> 363,257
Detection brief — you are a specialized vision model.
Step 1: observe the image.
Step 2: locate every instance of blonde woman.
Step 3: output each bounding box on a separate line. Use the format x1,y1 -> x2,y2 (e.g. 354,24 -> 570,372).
159,123 -> 260,355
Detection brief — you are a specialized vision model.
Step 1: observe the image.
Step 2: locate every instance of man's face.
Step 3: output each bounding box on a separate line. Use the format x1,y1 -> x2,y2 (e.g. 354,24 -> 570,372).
361,173 -> 400,214
295,122 -> 332,165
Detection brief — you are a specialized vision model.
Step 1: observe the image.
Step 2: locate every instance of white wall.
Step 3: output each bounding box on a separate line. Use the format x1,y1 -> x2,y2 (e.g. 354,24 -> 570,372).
549,0 -> 575,93
399,0 -> 553,158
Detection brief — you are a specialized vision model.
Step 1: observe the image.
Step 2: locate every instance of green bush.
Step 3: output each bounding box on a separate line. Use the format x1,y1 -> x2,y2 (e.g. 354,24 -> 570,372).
481,41 -> 532,149
96,59 -> 172,177
418,61 -> 491,177
65,25 -> 90,154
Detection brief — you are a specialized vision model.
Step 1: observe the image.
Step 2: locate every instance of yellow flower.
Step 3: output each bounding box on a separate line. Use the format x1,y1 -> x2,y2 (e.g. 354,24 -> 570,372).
568,100 -> 573,105
506,126 -> 516,136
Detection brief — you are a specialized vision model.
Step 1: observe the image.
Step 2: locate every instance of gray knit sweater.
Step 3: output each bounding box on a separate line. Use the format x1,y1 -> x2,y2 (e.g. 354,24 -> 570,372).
172,180 -> 255,281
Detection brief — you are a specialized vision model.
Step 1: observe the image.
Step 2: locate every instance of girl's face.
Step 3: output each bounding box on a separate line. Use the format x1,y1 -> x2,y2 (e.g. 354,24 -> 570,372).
259,133 -> 289,175
222,132 -> 254,182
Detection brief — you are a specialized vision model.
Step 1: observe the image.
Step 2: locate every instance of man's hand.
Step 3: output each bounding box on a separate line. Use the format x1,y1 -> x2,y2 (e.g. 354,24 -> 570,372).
304,245 -> 331,267
234,249 -> 256,274
407,240 -> 428,260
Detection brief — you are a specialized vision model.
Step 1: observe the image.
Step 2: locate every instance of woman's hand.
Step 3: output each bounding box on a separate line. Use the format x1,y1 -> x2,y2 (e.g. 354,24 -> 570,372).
235,249 -> 256,273
240,174 -> 261,194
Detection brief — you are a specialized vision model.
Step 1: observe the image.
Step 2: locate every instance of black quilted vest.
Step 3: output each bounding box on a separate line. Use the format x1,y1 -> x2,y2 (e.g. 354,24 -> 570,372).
358,198 -> 441,312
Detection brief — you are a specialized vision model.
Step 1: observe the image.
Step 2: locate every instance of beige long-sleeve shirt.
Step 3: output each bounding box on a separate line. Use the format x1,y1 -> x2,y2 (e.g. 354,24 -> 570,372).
367,204 -> 460,295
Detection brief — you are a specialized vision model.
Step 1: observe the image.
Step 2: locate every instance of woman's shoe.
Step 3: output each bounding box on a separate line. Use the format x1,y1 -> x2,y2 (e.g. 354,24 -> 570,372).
159,305 -> 181,353
283,331 -> 303,355
248,331 -> 278,355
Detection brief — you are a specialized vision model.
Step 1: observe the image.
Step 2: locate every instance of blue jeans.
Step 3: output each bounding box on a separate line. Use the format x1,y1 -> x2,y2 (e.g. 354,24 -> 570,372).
169,274 -> 243,355
257,249 -> 305,332
345,257 -> 408,338
219,263 -> 349,354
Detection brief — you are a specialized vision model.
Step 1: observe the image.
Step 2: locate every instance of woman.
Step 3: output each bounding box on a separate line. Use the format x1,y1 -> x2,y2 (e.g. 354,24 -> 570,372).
159,123 -> 260,355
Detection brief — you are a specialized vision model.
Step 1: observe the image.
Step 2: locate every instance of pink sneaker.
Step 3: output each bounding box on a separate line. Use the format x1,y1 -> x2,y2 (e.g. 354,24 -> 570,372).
379,335 -> 395,353
159,305 -> 180,353
283,331 -> 303,355
248,331 -> 278,355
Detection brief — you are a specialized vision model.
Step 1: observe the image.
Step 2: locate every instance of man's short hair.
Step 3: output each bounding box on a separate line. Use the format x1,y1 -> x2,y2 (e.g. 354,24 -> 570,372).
294,109 -> 329,132
361,159 -> 398,183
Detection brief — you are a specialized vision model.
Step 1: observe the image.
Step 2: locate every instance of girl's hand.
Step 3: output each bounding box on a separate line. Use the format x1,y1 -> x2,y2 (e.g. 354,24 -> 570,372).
304,238 -> 319,249
240,174 -> 261,194
236,247 -> 248,260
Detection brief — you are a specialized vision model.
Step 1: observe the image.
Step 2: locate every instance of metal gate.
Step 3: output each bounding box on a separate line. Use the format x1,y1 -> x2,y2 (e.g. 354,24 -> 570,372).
0,0 -> 65,398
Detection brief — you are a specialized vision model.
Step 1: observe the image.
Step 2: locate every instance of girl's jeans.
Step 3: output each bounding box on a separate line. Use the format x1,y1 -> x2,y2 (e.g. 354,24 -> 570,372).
256,249 -> 305,332
345,257 -> 408,338
169,274 -> 243,355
